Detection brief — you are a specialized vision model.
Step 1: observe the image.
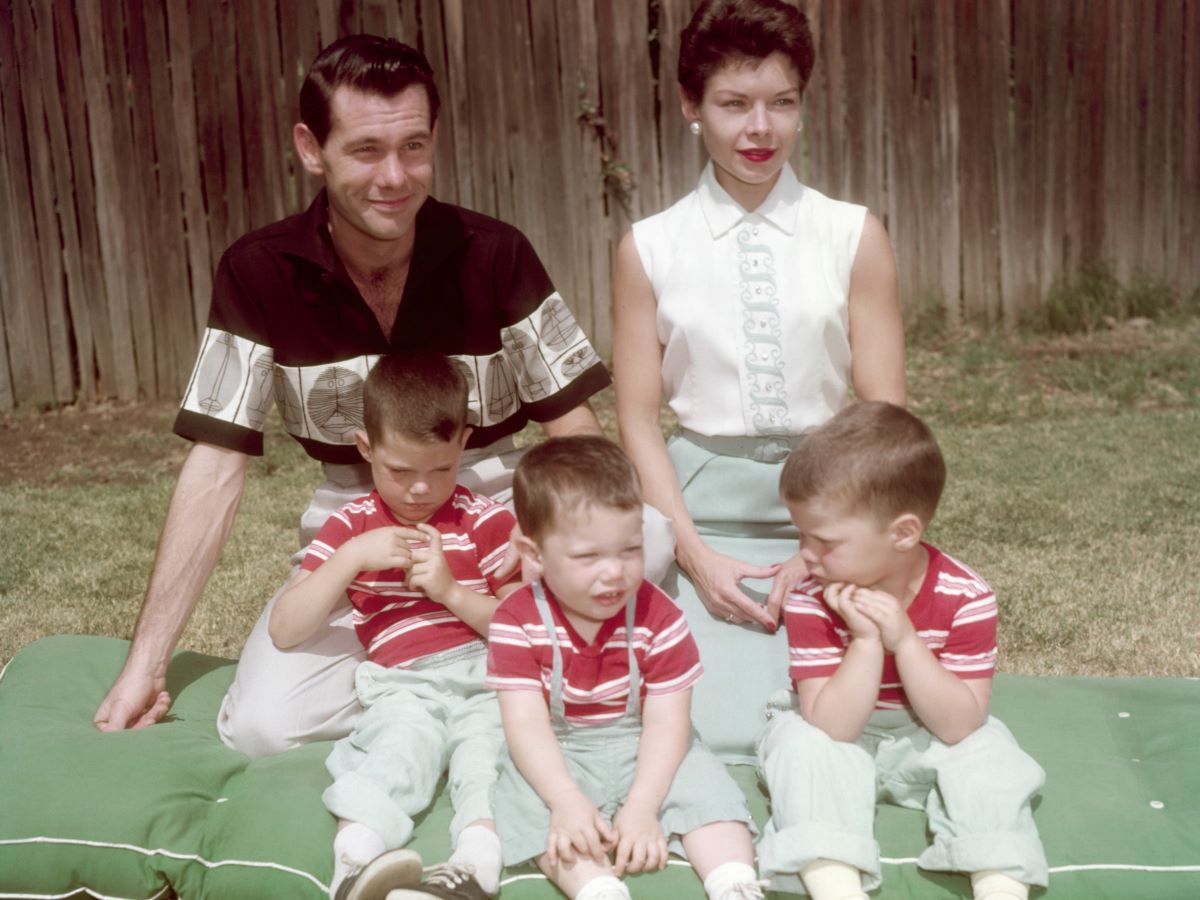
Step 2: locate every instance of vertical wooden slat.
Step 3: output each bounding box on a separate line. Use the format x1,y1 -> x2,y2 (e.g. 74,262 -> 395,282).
657,0 -> 705,209
1012,0 -> 1043,314
1137,0 -> 1169,280
14,0 -> 73,402
165,0 -> 214,336
441,0 -> 473,210
0,1 -> 55,407
932,1 -> 961,322
987,0 -> 1018,327
21,0 -> 86,400
596,0 -> 660,224
1076,1 -> 1107,271
1177,0 -> 1200,291
215,1 -> 248,248
74,0 -> 140,401
53,0 -> 115,396
420,0 -> 459,206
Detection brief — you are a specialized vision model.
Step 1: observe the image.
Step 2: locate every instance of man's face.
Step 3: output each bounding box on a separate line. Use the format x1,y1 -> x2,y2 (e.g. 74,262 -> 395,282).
295,84 -> 435,246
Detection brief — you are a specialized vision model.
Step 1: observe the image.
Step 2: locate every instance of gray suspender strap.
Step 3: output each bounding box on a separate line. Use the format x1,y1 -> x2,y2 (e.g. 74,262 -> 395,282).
532,580 -> 567,725
532,580 -> 643,724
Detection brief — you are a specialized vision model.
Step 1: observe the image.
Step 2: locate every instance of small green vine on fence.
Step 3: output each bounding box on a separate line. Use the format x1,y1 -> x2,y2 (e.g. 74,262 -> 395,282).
577,82 -> 636,216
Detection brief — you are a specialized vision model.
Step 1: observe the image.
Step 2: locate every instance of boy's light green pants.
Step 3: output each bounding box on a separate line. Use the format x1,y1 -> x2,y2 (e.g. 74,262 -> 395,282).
756,698 -> 1049,894
322,649 -> 501,849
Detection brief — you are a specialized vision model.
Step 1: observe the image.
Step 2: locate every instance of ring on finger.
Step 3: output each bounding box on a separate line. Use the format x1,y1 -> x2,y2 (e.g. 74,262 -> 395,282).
725,613 -> 735,623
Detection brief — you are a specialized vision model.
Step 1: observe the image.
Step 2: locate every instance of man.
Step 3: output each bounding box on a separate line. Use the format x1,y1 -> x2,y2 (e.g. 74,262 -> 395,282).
93,35 -> 626,757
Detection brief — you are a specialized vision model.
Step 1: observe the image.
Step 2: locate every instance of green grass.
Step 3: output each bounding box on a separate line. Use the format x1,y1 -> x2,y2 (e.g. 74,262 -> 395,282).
2,316 -> 1198,677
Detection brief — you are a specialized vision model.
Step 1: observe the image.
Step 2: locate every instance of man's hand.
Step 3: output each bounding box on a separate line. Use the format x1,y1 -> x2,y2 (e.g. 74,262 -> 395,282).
823,583 -> 882,643
680,540 -> 781,629
765,551 -> 809,623
612,801 -> 668,875
545,791 -> 615,867
346,526 -> 415,573
847,587 -> 915,653
93,666 -> 171,732
405,524 -> 456,603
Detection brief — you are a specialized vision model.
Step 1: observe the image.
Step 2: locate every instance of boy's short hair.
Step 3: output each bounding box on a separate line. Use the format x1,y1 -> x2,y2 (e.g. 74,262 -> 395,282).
513,436 -> 643,542
780,402 -> 946,525
362,352 -> 468,444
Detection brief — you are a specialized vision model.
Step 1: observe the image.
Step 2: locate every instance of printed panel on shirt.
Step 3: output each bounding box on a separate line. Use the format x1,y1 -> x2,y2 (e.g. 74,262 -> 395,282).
179,328 -> 277,432
498,293 -> 602,407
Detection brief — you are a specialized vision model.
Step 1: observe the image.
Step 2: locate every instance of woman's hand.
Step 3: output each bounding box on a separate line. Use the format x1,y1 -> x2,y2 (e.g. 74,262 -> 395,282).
678,538 -> 782,629
765,551 -> 809,623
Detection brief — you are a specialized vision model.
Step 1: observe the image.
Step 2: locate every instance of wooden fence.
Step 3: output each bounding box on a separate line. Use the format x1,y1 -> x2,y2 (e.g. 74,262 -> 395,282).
1,0 -> 1196,411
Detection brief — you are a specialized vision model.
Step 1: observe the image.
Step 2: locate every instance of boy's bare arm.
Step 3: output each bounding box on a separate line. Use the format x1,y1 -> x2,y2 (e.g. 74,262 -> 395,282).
404,523 -> 517,635
498,691 -> 616,866
613,689 -> 691,875
850,587 -> 990,743
797,582 -> 886,741
268,527 -> 412,648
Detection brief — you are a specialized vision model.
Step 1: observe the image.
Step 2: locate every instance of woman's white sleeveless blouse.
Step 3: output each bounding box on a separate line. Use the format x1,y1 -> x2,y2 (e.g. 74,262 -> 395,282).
632,162 -> 866,437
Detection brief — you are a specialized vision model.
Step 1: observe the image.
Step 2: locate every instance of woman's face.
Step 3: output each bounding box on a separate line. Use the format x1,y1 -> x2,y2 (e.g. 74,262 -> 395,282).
683,51 -> 802,209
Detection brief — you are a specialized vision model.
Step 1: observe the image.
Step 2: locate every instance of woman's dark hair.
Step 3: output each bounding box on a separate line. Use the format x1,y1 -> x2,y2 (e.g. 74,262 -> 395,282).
678,0 -> 816,105
300,34 -> 440,145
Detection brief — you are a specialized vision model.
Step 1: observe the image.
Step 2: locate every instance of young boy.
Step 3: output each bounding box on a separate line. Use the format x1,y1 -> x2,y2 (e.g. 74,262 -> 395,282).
269,353 -> 519,900
757,402 -> 1048,900
485,436 -> 764,900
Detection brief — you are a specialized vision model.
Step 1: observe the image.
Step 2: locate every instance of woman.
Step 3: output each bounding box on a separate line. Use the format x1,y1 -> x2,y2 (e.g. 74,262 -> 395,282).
613,0 -> 905,761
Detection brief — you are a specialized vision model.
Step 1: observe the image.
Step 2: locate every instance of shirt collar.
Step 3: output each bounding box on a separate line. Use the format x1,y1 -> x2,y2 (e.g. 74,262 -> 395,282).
282,191 -> 470,299
696,160 -> 805,239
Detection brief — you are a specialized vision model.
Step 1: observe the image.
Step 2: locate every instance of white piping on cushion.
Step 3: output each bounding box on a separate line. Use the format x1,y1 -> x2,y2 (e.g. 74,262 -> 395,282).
0,837 -> 325,894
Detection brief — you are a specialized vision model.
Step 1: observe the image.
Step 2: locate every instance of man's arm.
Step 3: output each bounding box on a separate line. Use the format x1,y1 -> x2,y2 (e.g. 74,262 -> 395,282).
94,441 -> 247,731
539,401 -> 603,438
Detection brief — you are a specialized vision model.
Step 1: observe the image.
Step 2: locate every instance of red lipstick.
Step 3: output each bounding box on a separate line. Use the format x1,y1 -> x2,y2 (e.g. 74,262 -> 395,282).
738,149 -> 776,163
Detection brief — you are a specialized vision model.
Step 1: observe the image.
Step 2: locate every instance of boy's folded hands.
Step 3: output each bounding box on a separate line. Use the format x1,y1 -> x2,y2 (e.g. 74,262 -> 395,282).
546,791 -> 617,867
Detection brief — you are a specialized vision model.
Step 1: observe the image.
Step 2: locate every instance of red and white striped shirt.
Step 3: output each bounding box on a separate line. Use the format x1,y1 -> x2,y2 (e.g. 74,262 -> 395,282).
485,580 -> 703,726
301,486 -> 517,668
784,544 -> 997,710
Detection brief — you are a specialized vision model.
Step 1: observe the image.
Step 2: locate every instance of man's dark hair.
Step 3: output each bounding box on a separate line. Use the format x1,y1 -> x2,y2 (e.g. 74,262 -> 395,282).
300,34 -> 440,145
678,0 -> 816,105
362,352 -> 468,444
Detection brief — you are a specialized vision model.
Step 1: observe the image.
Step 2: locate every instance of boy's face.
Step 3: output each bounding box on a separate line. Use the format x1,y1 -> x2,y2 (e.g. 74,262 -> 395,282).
355,426 -> 468,525
528,503 -> 645,633
787,495 -> 901,590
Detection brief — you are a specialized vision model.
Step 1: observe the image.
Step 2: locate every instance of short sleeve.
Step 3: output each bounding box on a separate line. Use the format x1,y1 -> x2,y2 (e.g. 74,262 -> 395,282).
939,588 -> 999,680
469,503 -> 520,595
485,598 -> 544,693
173,249 -> 276,455
299,506 -> 359,573
640,588 -> 702,697
783,580 -> 847,682
494,230 -> 610,422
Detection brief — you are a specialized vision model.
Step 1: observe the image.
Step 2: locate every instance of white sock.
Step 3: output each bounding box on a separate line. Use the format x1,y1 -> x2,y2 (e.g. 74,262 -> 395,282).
449,824 -> 503,895
800,859 -> 867,900
971,870 -> 1029,900
330,822 -> 386,899
702,861 -> 761,900
574,874 -> 631,900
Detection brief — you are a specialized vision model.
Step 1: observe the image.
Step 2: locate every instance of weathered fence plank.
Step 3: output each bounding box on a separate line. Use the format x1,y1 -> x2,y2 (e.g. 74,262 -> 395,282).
1,0 -> 1198,411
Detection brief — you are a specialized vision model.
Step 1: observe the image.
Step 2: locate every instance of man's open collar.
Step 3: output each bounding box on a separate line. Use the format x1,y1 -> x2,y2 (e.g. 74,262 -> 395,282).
282,191 -> 470,293
697,160 -> 805,239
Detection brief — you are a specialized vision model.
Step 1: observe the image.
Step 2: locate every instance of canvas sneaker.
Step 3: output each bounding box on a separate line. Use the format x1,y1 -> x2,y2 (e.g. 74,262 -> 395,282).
333,848 -> 424,900
385,862 -> 490,900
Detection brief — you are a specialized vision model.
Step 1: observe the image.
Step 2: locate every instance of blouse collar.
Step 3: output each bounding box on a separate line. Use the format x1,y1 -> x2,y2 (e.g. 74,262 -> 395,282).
696,160 -> 805,239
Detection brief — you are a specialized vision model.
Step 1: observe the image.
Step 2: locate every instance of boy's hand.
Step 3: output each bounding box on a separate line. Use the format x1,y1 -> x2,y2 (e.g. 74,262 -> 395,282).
848,588 -> 916,652
612,801 -> 668,875
546,792 -> 615,867
405,524 -> 456,603
824,583 -> 882,642
346,527 -> 414,572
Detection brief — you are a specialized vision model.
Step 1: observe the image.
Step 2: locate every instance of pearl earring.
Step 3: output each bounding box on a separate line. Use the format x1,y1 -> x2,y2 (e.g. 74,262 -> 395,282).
796,121 -> 805,134
689,120 -> 701,136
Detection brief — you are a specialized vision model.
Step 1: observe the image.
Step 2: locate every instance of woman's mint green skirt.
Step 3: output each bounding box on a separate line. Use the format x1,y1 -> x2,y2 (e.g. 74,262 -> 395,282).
664,434 -> 798,764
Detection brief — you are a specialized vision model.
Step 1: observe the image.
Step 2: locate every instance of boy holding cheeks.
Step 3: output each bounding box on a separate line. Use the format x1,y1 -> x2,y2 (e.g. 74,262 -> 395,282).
486,436 -> 763,900
270,353 -> 517,900
757,402 -> 1047,900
